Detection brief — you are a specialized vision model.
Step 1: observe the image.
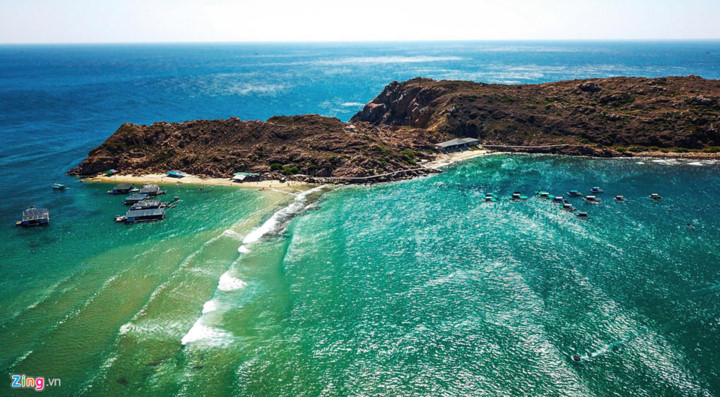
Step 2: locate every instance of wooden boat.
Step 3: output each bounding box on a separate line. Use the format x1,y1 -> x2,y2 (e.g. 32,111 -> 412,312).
52,183 -> 67,190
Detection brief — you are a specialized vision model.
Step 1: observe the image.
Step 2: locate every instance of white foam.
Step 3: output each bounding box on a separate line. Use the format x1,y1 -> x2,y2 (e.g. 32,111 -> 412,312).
341,102 -> 365,107
202,300 -> 218,314
222,229 -> 244,240
240,185 -> 325,246
217,272 -> 247,292
687,161 -> 703,166
237,245 -> 251,254
181,319 -> 233,346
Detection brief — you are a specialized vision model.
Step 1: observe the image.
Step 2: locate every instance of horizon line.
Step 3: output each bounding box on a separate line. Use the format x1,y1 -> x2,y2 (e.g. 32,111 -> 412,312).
2,38 -> 720,46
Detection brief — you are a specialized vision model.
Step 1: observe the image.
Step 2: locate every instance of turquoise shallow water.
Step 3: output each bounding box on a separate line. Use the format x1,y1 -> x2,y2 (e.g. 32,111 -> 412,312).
2,42 -> 720,395
2,156 -> 720,395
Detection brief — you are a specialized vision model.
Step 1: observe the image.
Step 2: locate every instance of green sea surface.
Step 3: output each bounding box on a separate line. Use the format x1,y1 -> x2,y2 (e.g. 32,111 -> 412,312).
2,155 -> 720,396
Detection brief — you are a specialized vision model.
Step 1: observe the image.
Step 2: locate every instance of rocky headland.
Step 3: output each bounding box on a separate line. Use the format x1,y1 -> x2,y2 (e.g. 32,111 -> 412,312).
71,76 -> 720,182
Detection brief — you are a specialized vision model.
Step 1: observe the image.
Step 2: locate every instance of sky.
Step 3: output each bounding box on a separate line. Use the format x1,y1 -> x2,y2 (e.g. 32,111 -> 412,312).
0,0 -> 719,43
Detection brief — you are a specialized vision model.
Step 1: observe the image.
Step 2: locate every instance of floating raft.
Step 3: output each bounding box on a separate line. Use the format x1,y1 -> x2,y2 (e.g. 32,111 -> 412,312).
16,206 -> 50,227
116,208 -> 165,224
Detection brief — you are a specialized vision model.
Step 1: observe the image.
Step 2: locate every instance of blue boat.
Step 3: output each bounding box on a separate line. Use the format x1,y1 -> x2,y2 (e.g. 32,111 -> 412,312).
166,171 -> 186,178
567,190 -> 583,197
591,187 -> 605,194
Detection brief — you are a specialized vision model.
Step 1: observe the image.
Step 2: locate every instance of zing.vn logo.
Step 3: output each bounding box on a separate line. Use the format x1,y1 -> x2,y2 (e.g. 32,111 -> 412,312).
11,374 -> 61,391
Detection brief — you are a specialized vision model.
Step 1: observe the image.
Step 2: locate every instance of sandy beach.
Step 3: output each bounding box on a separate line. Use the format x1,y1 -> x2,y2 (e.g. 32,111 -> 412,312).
423,149 -> 491,169
85,149 -> 492,191
85,173 -> 317,194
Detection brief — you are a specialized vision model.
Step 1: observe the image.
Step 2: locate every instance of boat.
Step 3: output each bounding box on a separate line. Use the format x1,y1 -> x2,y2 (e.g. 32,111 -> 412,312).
553,196 -> 565,204
484,193 -> 498,202
567,190 -> 583,197
590,187 -> 605,194
576,212 -> 588,218
650,193 -> 662,200
130,199 -> 165,210
615,195 -> 628,202
536,191 -> 552,199
52,182 -> 67,190
124,193 -> 149,205
102,169 -> 119,176
139,184 -> 166,196
166,170 -> 186,178
16,206 -> 50,227
508,192 -> 529,201
115,208 -> 165,224
562,203 -> 576,211
584,195 -> 602,204
107,183 -> 135,195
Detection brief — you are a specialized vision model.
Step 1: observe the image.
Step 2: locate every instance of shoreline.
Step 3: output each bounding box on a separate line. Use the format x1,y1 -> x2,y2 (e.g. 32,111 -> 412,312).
82,148 -> 718,191
84,173 -> 317,194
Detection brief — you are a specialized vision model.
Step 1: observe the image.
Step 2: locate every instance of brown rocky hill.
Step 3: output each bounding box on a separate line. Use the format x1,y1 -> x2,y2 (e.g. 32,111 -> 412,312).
70,114 -> 445,178
352,76 -> 720,151
72,76 -> 720,180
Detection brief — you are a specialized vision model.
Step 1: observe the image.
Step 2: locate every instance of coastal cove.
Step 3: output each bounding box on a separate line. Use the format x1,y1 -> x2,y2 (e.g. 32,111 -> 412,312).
2,42 -> 720,396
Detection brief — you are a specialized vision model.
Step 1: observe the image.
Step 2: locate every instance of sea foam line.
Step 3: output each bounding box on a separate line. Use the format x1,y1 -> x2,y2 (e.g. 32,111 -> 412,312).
237,185 -> 326,253
182,186 -> 326,346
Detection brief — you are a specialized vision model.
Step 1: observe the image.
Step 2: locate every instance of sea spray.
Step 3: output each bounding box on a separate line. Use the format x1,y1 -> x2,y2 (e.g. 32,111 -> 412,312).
237,185 -> 327,253
217,272 -> 247,292
182,185 -> 327,346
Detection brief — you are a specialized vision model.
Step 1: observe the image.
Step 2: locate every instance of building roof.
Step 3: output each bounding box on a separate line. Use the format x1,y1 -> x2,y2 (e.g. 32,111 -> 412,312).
22,207 -> 49,221
435,137 -> 479,148
126,193 -> 148,200
132,200 -> 161,207
139,184 -> 159,193
114,183 -> 133,190
125,208 -> 165,218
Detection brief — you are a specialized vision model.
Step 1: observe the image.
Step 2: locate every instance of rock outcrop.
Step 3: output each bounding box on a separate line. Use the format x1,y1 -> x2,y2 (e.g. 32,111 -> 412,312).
351,76 -> 720,149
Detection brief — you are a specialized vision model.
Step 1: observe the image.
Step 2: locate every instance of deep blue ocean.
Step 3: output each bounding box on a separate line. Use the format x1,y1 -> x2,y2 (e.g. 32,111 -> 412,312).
2,42 -> 720,395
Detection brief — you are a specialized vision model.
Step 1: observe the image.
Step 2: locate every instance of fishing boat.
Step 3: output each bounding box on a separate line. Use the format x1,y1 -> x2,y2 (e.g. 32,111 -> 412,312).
484,193 -> 498,202
52,182 -> 67,190
115,208 -> 165,224
615,195 -> 628,202
124,193 -> 149,205
576,212 -> 588,218
166,170 -> 186,178
16,206 -> 50,227
139,184 -> 166,196
536,191 -> 552,199
590,187 -> 605,194
107,183 -> 134,195
562,203 -> 576,211
553,196 -> 565,204
567,190 -> 583,197
130,199 -> 165,210
508,192 -> 529,201
650,193 -> 662,200
584,195 -> 602,204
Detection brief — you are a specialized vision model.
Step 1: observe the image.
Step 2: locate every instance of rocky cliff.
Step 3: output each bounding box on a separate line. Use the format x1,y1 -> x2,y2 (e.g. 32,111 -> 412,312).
72,76 -> 720,180
352,76 -> 720,152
